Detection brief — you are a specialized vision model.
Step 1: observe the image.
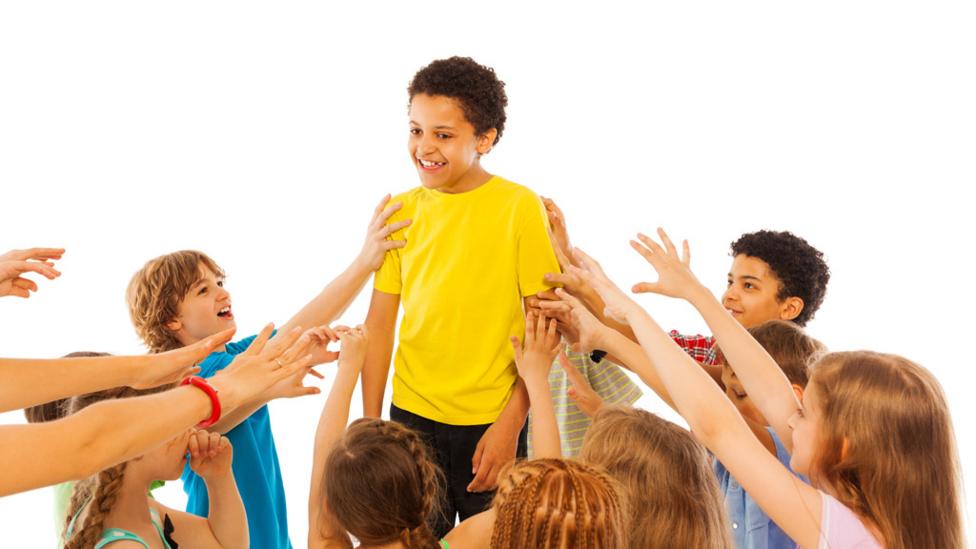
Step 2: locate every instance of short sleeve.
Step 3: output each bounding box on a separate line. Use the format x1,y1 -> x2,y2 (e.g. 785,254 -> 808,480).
373,198 -> 410,295
517,195 -> 561,297
225,334 -> 259,355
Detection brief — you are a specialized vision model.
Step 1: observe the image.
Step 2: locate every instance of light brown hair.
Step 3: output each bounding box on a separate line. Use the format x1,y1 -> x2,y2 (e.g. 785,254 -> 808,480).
489,458 -> 627,549
747,320 -> 825,386
580,406 -> 731,549
808,351 -> 962,549
61,384 -> 174,549
126,250 -> 224,353
320,418 -> 444,549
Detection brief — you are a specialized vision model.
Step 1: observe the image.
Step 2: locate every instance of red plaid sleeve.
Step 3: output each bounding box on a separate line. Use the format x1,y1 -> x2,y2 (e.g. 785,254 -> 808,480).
669,330 -> 720,366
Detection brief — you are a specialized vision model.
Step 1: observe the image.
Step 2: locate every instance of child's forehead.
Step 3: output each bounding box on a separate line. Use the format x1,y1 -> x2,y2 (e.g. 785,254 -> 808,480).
729,254 -> 777,282
408,94 -> 469,125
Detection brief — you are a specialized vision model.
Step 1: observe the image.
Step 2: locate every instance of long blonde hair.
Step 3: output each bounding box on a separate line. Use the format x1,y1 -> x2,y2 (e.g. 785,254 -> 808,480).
809,351 -> 962,549
580,405 -> 731,549
489,458 -> 627,549
61,385 -> 173,549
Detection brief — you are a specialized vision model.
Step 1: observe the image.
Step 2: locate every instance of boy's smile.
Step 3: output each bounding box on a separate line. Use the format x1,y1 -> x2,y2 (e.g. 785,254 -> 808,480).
408,93 -> 495,194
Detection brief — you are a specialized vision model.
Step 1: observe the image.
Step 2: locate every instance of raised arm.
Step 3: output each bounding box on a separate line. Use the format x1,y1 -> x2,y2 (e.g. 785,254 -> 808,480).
309,326 -> 368,549
575,240 -> 824,549
629,229 -> 800,452
1,328 -> 234,413
0,324 -> 313,496
511,312 -> 563,459
281,195 -> 410,336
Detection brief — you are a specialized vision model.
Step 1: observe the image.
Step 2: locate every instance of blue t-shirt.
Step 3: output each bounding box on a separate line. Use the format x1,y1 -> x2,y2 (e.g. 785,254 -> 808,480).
181,335 -> 291,549
713,428 -> 798,549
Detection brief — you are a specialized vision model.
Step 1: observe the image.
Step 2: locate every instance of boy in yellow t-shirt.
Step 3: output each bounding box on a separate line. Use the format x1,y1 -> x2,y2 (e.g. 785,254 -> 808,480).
362,57 -> 559,537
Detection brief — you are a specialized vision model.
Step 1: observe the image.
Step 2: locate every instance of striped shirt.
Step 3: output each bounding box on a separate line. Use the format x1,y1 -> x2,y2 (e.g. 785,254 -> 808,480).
529,345 -> 643,457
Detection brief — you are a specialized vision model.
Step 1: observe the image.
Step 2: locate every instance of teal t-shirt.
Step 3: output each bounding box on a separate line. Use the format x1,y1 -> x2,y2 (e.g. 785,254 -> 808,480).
180,335 -> 291,549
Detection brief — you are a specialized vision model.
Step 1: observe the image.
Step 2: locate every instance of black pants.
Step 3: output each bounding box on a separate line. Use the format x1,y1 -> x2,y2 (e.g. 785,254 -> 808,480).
390,404 -> 528,538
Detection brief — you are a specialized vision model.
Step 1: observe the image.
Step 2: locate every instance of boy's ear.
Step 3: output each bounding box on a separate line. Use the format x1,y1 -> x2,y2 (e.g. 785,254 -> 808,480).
791,384 -> 805,403
778,296 -> 805,322
165,318 -> 182,333
477,129 -> 498,155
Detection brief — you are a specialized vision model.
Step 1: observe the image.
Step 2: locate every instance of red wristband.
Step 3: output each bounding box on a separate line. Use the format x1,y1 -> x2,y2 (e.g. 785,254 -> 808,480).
181,376 -> 221,429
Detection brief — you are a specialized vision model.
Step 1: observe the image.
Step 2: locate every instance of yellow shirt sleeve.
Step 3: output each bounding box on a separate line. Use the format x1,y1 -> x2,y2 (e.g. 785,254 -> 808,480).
517,195 -> 561,297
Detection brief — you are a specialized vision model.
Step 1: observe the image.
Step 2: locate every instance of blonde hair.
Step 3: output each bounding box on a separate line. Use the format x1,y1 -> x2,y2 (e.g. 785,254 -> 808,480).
61,384 -> 174,549
321,418 -> 444,549
126,250 -> 225,353
580,406 -> 731,549
489,458 -> 627,549
808,351 -> 962,549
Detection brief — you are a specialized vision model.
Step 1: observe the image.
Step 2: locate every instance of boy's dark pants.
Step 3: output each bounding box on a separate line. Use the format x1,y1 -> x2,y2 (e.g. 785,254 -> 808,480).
390,404 -> 528,538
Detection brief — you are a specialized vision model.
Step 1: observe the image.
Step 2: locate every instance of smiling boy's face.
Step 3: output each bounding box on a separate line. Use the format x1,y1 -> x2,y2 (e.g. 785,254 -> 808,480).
166,265 -> 235,348
721,254 -> 802,329
408,93 -> 496,194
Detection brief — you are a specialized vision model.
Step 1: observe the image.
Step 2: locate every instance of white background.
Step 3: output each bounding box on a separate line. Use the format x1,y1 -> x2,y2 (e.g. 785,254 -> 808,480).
1,1 -> 973,546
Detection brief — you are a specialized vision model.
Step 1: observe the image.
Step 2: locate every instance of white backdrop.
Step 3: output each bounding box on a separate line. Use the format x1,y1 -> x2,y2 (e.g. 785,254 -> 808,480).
1,2 -> 973,546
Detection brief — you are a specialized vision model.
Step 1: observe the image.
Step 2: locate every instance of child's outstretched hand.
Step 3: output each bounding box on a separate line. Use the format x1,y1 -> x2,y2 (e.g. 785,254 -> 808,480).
510,312 -> 561,385
629,228 -> 704,302
0,247 -> 63,298
568,247 -> 642,324
561,352 -> 604,418
188,430 -> 234,480
303,325 -> 342,378
541,196 -> 576,269
358,194 -> 412,272
537,288 -> 610,354
336,325 -> 368,374
131,328 -> 237,389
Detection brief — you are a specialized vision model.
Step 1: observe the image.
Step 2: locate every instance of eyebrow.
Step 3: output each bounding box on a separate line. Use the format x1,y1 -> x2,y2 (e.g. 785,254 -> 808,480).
408,120 -> 456,130
729,274 -> 763,283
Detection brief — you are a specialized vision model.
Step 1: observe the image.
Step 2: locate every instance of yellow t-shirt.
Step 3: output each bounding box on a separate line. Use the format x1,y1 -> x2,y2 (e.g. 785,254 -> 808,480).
374,176 -> 560,425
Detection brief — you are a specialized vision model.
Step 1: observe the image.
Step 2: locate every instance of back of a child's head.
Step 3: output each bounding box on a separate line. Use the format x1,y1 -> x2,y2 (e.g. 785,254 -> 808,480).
127,250 -> 224,353
579,406 -> 731,549
808,351 -> 962,549
730,230 -> 830,326
746,320 -> 825,387
61,383 -> 173,549
489,457 -> 626,549
408,56 -> 508,146
320,418 -> 444,549
23,352 -> 111,424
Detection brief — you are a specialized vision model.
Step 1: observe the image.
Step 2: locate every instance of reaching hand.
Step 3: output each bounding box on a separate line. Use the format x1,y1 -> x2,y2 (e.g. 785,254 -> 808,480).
188,430 -> 234,480
536,289 -> 610,354
568,247 -> 643,324
628,228 -> 704,302
560,352 -> 604,417
510,311 -> 561,384
541,196 -> 576,269
0,247 -> 64,298
358,195 -> 412,271
130,328 -> 237,389
336,325 -> 368,375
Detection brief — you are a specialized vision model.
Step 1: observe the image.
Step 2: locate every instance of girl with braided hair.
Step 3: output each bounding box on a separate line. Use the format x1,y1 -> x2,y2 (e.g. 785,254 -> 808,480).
309,324 -> 447,549
62,386 -> 248,549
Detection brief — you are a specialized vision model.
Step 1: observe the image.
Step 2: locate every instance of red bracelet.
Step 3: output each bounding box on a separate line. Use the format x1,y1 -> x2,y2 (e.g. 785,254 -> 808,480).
181,376 -> 221,428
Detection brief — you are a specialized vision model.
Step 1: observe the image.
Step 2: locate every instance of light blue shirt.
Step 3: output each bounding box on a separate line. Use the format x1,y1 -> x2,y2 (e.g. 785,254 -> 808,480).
713,427 -> 798,549
181,334 -> 292,549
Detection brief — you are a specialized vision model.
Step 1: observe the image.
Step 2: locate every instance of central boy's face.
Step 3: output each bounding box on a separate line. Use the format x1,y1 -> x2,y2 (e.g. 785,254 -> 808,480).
721,255 -> 793,329
167,265 -> 234,348
408,93 -> 491,194
720,361 -> 767,425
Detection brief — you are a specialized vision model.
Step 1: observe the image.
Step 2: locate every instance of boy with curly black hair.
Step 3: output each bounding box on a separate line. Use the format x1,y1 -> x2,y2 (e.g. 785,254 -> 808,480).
670,229 -> 831,380
361,56 -> 560,536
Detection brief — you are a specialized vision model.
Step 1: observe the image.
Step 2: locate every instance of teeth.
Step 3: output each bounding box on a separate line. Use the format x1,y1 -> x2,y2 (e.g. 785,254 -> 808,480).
419,159 -> 445,168
219,307 -> 230,315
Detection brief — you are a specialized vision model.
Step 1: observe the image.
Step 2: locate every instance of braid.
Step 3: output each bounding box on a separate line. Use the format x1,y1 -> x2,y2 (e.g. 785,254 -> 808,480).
374,421 -> 442,549
61,477 -> 95,544
64,462 -> 128,549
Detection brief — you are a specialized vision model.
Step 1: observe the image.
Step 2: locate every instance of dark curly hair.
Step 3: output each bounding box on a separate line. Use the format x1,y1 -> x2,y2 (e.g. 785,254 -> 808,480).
408,56 -> 507,146
730,230 -> 830,326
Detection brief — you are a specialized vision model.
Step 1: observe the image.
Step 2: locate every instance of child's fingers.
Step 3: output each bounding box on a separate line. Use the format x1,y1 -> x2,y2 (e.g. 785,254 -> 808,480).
631,282 -> 662,294
560,351 -> 587,389
546,317 -> 559,348
188,431 -> 200,458
629,239 -> 661,268
244,323 -> 276,356
209,431 -> 221,457
14,247 -> 65,261
509,336 -> 523,363
264,326 -> 305,360
656,227 -> 679,258
378,219 -> 412,238
682,240 -> 691,266
279,333 -> 312,365
14,260 -> 61,280
370,193 -> 393,221
636,232 -> 667,257
308,367 -> 325,379
12,277 -> 38,292
536,299 -> 570,312
372,200 -> 404,228
7,286 -> 30,298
